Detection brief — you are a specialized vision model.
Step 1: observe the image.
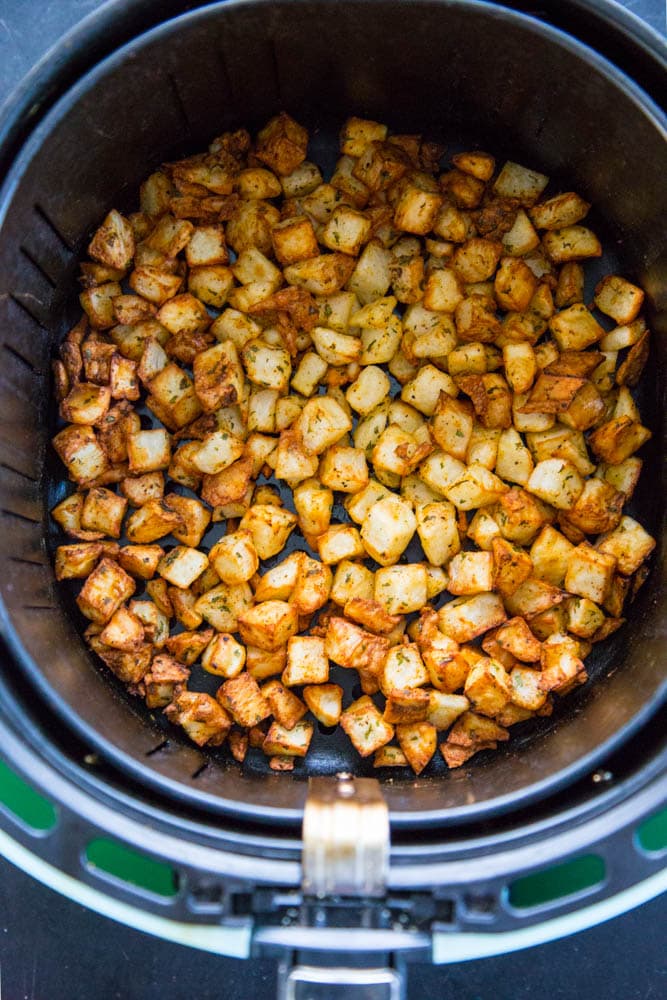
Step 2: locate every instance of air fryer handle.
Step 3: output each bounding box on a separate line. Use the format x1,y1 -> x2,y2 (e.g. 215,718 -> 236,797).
278,963 -> 403,999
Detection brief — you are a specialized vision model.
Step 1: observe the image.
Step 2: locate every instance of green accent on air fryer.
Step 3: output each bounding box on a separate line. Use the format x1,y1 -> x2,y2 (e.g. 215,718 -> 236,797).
508,854 -> 606,909
85,837 -> 178,897
0,758 -> 57,831
637,808 -> 667,853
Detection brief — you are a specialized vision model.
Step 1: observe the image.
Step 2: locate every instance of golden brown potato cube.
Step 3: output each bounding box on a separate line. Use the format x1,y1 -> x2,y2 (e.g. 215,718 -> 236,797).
598,457 -> 642,500
238,600 -> 299,652
563,543 -> 616,603
271,215 -> 319,265
315,524 -> 363,565
109,354 -> 140,401
200,456 -> 254,511
401,364 -> 457,417
447,551 -> 495,595
345,365 -> 391,416
424,691 -> 468,730
440,168 -> 485,209
225,198 -> 280,255
283,635 -> 329,686
261,678 -> 308,729
380,644 -> 429,696
55,542 -> 105,580
290,556 -> 332,615
324,617 -> 389,680
164,690 -> 231,747
254,552 -> 301,603
509,666 -> 548,711
78,486 -> 126,539
60,383 -> 112,427
340,695 -> 395,757
596,515 -> 656,575
395,721 -> 437,774
431,395 -> 474,461
453,295 -> 500,343
493,161 -> 548,205
450,238 -> 502,283
239,504 -> 297,560
593,275 -> 644,324
200,633 -> 246,678
393,183 -> 443,235
490,536 -> 533,598
76,557 -> 136,624
493,617 -> 541,662
187,264 -> 234,309
415,501 -> 460,567
291,479 -> 333,543
494,487 -> 551,545
157,546 -> 208,589
80,281 -> 123,329
117,545 -> 164,581
542,225 -> 602,262
501,208 -> 540,256
126,428 -> 171,475
156,292 -> 210,336
588,416 -> 651,464
464,659 -> 512,717
185,224 -> 229,266
99,604 -> 145,651
87,209 -> 134,270
616,330 -> 650,387
445,463 -> 509,511
217,673 -> 271,728
246,645 -> 287,682
374,745 -> 409,768
319,445 -> 369,494
549,304 -> 604,351
145,214 -> 193,256
353,140 -> 409,191
343,598 -> 402,636
330,560 -> 374,606
562,478 -> 624,536
526,458 -> 583,510
263,718 -> 313,757
193,581 -> 253,631
494,257 -> 537,312
208,530 -> 258,586
520,372 -> 589,416
125,498 -> 183,543
159,494 -> 208,548
538,634 -> 586,694
141,654 -> 190,709
565,596 -> 605,639
191,429 -> 245,477
438,593 -> 507,643
455,373 -> 512,429
360,495 -> 416,566
284,252 -> 356,296
321,206 -> 372,256
255,113 -> 308,175
529,192 -> 590,230
340,117 -> 388,157
528,525 -> 576,589
452,151 -> 495,181
236,166 -> 282,200
128,266 -> 182,306
281,160 -> 323,198
148,363 -> 202,429
383,688 -> 430,724
302,683 -> 343,727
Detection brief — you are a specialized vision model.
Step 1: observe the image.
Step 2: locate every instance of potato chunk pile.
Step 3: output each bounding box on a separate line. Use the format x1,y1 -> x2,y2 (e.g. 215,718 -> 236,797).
51,113 -> 655,775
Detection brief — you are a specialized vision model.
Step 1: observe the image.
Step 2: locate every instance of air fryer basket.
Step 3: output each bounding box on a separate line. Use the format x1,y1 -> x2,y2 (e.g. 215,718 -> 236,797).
0,0 -> 665,831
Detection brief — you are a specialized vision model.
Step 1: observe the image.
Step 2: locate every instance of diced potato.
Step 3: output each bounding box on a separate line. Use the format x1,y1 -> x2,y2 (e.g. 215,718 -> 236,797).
76,558 -> 136,624
438,593 -> 507,643
283,636 -> 329,686
201,632 -> 246,678
217,673 -> 271,728
241,339 -> 291,392
361,494 -> 416,565
416,501 -> 460,566
127,428 -> 171,474
208,529 -> 258,584
464,659 -> 512,717
346,365 -> 390,415
272,215 -> 319,265
563,543 -> 616,603
588,416 -> 651,464
330,560 -> 375,605
320,445 -> 369,493
340,696 -> 395,757
296,396 -> 353,454
255,112 -> 308,175
317,523 -> 365,564
493,161 -> 549,205
447,551 -> 495,595
164,691 -> 231,747
157,546 -> 208,589
263,719 -> 314,757
526,459 -> 583,510
445,463 -> 508,510
393,182 -> 443,235
238,600 -> 299,651
80,487 -> 127,538
291,351 -> 328,397
194,581 -> 253,632
291,555 -> 332,614
594,275 -> 644,324
293,478 -> 333,539
596,516 -> 655,575
374,564 -> 428,615
303,683 -> 343,726
396,721 -> 437,774
543,225 -> 601,262
529,192 -> 590,230
401,364 -> 457,416
510,666 -> 548,711
246,645 -> 287,682
239,504 -> 297,559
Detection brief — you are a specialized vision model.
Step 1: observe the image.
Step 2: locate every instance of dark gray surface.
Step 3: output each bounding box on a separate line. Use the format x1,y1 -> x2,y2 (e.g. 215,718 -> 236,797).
0,1 -> 664,998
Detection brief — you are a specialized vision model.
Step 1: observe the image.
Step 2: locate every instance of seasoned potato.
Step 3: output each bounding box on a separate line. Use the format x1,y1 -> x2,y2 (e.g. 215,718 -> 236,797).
50,112 -> 653,776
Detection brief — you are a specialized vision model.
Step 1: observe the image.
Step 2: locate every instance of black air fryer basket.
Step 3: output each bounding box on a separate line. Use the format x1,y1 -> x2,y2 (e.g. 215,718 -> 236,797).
0,0 -> 665,990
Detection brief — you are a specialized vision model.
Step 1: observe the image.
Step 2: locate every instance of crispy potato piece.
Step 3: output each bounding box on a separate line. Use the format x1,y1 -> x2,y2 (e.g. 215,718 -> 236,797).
396,721 -> 437,774
261,679 -> 308,730
341,696 -> 395,757
238,600 -> 299,652
217,674 -> 271,728
164,690 -> 231,747
283,635 -> 329,686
